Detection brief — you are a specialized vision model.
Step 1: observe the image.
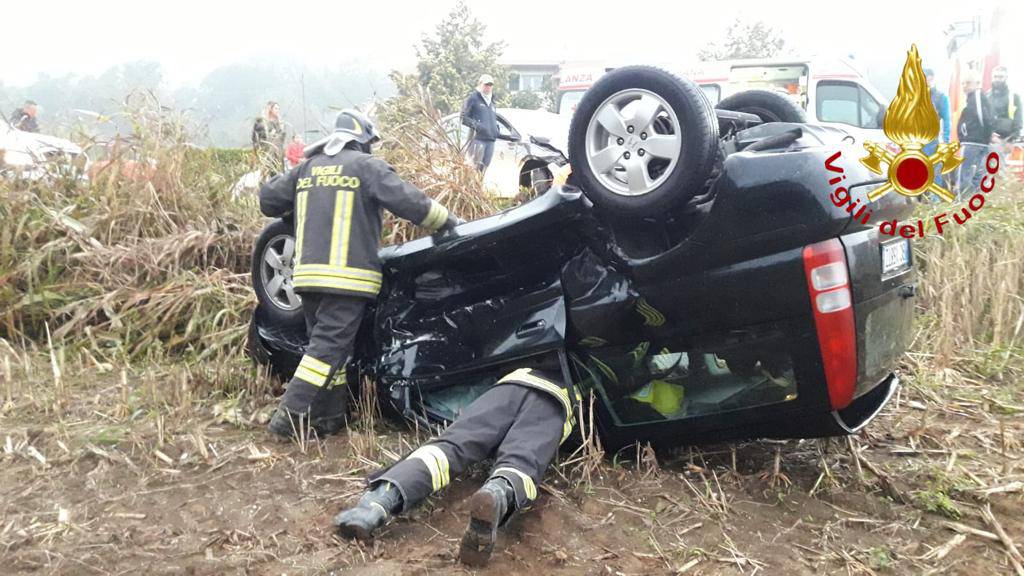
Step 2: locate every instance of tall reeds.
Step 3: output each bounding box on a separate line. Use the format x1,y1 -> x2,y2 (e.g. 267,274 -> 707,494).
911,181 -> 1024,377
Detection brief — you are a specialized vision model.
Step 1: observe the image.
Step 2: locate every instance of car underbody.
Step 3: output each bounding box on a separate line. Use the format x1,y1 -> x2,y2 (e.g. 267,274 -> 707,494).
250,67 -> 916,451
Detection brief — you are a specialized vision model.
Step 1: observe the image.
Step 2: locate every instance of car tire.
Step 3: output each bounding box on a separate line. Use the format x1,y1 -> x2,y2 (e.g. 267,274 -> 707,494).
246,314 -> 298,384
568,66 -> 719,218
252,219 -> 304,326
716,89 -> 807,123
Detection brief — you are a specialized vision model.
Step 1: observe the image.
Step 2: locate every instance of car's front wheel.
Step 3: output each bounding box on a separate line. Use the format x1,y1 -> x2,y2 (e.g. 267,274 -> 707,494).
252,219 -> 304,325
568,66 -> 719,219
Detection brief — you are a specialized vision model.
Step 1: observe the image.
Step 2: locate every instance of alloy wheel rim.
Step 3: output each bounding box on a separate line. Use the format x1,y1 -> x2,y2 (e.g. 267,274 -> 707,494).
260,234 -> 301,311
585,88 -> 682,197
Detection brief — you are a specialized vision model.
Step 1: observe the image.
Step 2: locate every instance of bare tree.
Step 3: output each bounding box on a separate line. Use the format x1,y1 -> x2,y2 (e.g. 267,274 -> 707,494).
698,19 -> 785,61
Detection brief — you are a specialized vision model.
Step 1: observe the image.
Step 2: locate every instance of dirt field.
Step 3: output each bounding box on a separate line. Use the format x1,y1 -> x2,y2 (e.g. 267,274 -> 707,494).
2,354 -> 1022,575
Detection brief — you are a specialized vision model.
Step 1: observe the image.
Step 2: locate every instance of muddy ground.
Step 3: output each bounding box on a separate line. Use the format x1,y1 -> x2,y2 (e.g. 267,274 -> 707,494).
2,360 -> 1022,575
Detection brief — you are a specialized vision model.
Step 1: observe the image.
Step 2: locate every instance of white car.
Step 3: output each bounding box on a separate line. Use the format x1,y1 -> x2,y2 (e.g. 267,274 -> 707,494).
235,109 -> 571,200
0,115 -> 84,180
441,107 -> 570,198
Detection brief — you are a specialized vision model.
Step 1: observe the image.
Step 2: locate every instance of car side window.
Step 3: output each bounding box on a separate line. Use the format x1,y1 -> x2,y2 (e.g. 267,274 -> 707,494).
570,338 -> 797,426
496,116 -> 518,141
817,82 -> 860,126
817,81 -> 884,129
858,88 -> 883,129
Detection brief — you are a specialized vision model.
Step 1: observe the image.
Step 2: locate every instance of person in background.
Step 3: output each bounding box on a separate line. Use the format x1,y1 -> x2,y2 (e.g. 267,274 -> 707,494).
252,101 -> 285,174
987,65 -> 1021,160
955,71 -> 993,197
923,69 -> 950,186
285,134 -> 305,169
9,100 -> 39,133
461,74 -> 498,172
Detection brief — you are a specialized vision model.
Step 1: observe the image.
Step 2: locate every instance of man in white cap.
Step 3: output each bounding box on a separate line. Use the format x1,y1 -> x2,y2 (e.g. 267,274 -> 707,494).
461,73 -> 499,171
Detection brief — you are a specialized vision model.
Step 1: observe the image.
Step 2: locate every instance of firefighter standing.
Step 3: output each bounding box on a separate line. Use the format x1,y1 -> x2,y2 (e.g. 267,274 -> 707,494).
259,109 -> 459,439
333,359 -> 577,567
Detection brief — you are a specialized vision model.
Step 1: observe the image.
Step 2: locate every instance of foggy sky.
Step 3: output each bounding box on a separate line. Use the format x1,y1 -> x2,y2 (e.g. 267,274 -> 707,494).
2,0 -> 1018,93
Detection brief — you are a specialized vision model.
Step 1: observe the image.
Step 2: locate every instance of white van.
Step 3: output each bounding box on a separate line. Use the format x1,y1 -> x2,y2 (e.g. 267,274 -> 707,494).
558,57 -> 889,141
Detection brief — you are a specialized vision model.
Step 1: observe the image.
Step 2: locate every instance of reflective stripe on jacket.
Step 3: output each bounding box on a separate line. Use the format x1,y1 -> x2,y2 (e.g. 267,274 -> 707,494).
259,148 -> 449,298
497,367 -> 580,444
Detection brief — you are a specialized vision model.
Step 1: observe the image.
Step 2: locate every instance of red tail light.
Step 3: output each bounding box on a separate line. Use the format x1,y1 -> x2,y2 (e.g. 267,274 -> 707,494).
803,239 -> 857,410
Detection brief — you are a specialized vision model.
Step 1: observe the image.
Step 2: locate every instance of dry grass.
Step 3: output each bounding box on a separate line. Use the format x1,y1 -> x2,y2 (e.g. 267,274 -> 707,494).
376,86 -> 500,244
911,180 -> 1024,379
1,90 -> 504,369
0,96 -> 260,366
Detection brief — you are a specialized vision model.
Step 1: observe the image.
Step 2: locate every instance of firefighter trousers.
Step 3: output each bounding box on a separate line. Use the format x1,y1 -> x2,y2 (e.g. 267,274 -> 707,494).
282,293 -> 366,414
372,377 -> 565,514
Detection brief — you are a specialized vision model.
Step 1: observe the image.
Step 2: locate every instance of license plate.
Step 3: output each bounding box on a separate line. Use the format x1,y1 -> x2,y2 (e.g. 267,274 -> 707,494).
881,240 -> 911,276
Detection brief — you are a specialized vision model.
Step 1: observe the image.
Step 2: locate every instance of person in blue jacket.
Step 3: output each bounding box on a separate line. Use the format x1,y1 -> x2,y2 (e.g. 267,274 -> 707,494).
924,68 -> 951,186
461,74 -> 499,172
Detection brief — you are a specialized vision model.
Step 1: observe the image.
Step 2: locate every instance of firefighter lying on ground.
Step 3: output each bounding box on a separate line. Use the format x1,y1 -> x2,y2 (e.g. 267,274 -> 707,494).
258,109 -> 460,439
330,318 -> 796,566
333,355 -> 579,567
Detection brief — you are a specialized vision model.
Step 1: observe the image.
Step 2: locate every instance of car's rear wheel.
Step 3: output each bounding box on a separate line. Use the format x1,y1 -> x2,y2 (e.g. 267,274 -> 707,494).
568,66 -> 719,218
246,314 -> 297,385
252,219 -> 304,325
716,89 -> 807,123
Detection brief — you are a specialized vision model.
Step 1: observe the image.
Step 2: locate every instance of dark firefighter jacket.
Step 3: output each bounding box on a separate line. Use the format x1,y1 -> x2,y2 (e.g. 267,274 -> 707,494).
259,148 -> 450,298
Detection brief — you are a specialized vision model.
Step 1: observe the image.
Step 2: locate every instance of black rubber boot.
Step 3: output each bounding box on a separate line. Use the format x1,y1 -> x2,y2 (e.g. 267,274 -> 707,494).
268,405 -> 300,439
267,382 -> 348,439
459,477 -> 516,567
333,481 -> 404,540
308,386 -> 348,435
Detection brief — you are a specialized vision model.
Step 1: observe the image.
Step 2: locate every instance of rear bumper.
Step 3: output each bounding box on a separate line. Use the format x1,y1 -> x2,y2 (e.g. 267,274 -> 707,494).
758,372 -> 899,440
831,372 -> 899,434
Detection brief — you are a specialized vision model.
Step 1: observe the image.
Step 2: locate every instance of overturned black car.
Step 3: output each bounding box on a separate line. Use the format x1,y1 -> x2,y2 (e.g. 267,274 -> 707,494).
249,66 -> 915,450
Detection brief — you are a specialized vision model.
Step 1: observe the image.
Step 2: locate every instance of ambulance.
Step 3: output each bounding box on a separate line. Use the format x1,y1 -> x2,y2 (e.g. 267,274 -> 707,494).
557,57 -> 890,142
944,5 -> 1023,182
